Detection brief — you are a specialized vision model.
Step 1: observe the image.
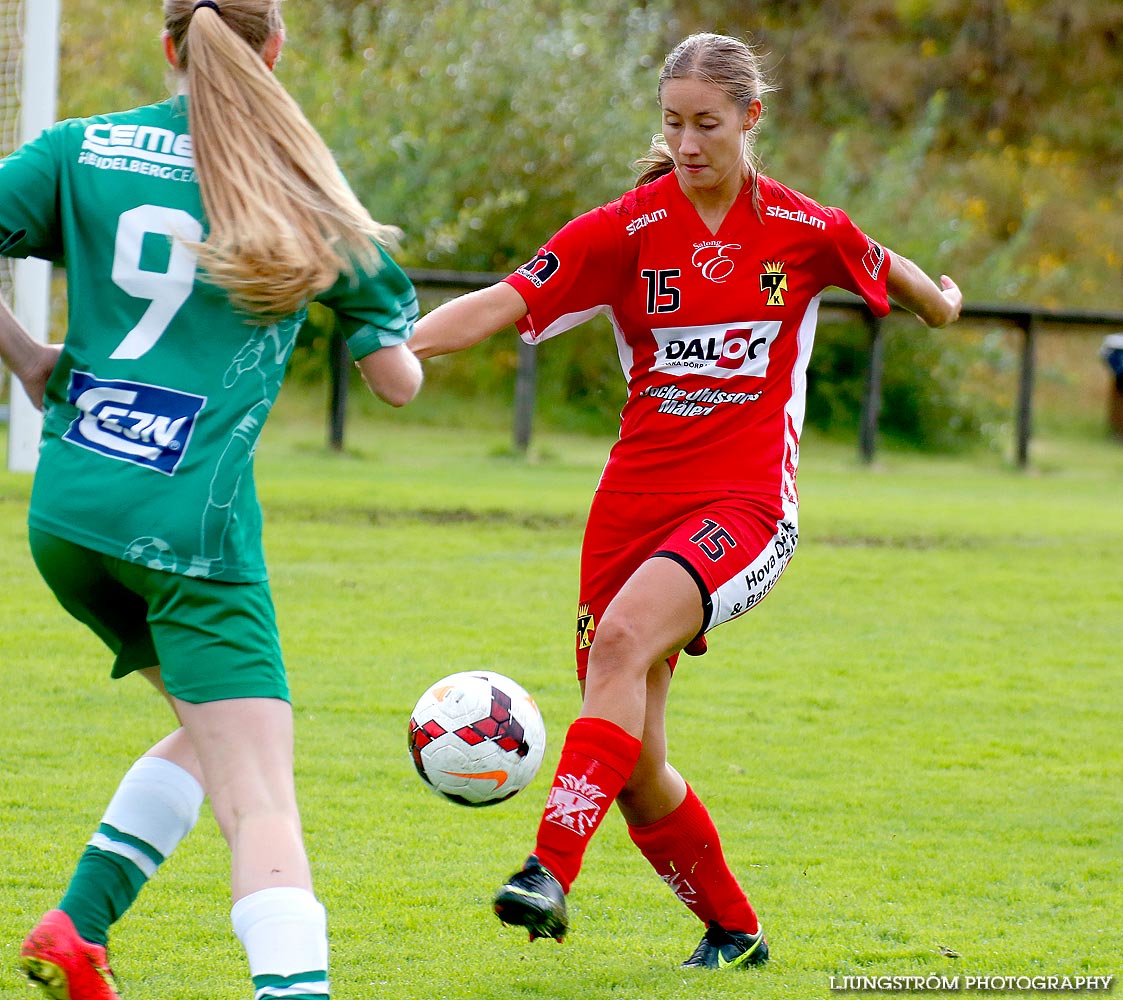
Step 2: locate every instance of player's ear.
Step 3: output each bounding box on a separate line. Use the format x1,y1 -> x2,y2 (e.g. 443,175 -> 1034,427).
262,29 -> 285,71
742,98 -> 763,133
162,31 -> 178,70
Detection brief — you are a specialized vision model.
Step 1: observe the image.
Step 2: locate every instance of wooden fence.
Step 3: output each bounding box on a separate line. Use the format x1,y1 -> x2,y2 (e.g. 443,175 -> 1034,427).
327,269 -> 1123,469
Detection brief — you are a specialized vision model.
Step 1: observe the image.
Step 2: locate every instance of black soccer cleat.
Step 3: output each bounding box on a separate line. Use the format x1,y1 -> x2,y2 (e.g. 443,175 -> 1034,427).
493,854 -> 569,942
681,922 -> 770,969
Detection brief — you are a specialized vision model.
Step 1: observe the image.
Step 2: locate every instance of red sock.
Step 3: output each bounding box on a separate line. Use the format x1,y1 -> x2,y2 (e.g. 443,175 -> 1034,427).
533,717 -> 642,893
627,784 -> 759,934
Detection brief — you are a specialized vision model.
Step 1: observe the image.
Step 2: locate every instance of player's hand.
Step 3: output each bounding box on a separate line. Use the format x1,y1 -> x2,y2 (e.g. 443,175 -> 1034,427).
933,275 -> 963,327
19,343 -> 61,410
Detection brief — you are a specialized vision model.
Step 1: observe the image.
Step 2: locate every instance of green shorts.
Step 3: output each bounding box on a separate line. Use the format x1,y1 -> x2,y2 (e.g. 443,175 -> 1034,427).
29,528 -> 289,704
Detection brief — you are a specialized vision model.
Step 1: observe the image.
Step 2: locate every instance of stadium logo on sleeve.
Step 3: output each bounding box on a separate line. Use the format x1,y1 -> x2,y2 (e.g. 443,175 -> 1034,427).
862,238 -> 886,280
765,204 -> 827,229
759,261 -> 788,306
515,250 -> 560,288
62,371 -> 205,475
625,208 -> 669,236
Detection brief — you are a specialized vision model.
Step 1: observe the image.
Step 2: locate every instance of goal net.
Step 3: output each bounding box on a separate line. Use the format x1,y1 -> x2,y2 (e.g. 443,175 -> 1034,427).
1,0 -> 59,473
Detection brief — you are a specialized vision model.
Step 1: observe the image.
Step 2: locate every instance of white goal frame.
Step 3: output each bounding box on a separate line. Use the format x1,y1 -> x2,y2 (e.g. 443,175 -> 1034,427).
5,0 -> 59,472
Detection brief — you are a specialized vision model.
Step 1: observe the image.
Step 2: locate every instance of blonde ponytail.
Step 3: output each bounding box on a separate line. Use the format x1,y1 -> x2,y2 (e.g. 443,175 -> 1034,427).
633,137 -> 676,188
165,1 -> 398,321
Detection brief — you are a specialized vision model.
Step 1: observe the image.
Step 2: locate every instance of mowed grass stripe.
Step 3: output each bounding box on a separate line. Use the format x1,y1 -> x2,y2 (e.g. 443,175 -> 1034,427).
1,410 -> 1118,999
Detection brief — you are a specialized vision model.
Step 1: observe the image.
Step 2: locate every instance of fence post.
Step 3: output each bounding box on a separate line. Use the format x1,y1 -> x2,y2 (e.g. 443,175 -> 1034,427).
858,312 -> 885,464
1014,312 -> 1036,468
513,337 -> 536,454
328,325 -> 349,452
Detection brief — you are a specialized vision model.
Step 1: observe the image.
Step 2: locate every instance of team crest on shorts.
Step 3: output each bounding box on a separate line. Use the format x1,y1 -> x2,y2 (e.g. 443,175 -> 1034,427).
576,603 -> 596,649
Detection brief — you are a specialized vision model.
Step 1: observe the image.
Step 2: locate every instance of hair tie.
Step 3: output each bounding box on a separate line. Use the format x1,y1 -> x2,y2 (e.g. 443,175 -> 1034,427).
193,0 -> 222,15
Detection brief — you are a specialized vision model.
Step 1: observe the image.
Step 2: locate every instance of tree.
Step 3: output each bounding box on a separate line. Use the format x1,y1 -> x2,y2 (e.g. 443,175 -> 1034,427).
53,0 -> 1123,447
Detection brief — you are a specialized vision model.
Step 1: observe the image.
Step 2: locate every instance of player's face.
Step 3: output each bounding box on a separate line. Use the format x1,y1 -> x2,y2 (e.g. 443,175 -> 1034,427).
660,78 -> 761,201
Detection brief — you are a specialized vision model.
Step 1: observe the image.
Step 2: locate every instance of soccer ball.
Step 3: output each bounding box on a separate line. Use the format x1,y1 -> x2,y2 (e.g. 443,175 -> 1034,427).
407,671 -> 546,807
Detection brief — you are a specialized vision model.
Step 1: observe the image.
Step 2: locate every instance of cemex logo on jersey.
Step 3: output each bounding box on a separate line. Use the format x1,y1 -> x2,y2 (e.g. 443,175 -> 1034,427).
515,250 -> 560,288
78,123 -> 198,184
81,123 -> 194,164
63,371 -> 204,475
652,321 -> 780,380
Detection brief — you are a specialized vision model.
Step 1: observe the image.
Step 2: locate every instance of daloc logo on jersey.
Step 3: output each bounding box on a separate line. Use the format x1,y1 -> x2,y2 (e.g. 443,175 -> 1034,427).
63,371 -> 205,475
651,322 -> 781,379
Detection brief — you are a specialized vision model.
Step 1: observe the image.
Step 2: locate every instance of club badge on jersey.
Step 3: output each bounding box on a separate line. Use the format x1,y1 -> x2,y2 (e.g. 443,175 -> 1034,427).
62,371 -> 205,475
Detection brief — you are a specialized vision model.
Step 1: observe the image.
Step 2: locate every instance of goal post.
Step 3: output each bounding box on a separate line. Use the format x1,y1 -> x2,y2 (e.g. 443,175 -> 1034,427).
2,0 -> 60,473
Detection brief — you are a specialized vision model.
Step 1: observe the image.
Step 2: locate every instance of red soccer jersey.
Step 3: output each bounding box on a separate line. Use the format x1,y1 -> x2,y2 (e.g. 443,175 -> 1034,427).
504,171 -> 891,502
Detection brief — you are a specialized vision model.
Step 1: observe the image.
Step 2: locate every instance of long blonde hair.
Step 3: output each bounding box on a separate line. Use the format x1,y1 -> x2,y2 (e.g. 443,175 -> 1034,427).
634,32 -> 774,208
164,0 -> 399,321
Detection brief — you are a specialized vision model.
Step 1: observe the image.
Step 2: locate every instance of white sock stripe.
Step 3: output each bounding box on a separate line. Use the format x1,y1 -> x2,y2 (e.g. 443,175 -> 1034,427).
255,985 -> 330,1000
87,831 -> 160,879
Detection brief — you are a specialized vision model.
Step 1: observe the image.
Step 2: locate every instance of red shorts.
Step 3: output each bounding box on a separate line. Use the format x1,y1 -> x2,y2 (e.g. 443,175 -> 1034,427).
575,490 -> 798,679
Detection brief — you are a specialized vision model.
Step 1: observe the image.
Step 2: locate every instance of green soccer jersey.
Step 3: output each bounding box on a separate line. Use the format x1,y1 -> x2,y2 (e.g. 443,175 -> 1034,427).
0,97 -> 418,581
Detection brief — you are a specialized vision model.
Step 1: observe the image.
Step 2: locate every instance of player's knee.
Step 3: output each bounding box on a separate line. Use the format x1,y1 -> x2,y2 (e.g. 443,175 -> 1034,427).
617,758 -> 681,824
210,793 -> 298,848
586,614 -> 652,677
618,760 -> 656,806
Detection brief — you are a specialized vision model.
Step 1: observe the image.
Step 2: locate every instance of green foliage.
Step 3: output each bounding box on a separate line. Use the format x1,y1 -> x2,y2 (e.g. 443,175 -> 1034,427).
804,320 -> 1009,452
2,409 -> 1121,998
45,0 -> 1123,449
57,0 -> 166,114
878,325 -> 1009,450
291,0 -> 669,270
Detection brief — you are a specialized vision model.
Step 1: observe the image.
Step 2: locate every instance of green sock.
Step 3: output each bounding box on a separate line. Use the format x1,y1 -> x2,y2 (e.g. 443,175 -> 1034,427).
59,842 -> 147,946
56,756 -> 204,946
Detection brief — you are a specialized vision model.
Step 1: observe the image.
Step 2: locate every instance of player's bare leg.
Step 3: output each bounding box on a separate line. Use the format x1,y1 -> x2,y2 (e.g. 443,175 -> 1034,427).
496,558 -> 701,940
19,666 -> 208,998
172,696 -> 329,997
608,588 -> 768,971
579,555 -> 703,738
172,696 -> 311,897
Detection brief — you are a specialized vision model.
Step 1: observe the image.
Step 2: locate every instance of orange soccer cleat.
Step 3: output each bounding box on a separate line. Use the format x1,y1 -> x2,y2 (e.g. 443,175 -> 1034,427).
20,909 -> 121,1000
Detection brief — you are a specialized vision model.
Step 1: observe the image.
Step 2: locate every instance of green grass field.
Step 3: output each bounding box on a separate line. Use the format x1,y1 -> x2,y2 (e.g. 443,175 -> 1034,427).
1,390 -> 1120,999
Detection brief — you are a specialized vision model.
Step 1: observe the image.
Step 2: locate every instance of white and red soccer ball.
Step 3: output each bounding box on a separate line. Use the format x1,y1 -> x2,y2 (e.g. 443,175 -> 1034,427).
408,671 -> 546,806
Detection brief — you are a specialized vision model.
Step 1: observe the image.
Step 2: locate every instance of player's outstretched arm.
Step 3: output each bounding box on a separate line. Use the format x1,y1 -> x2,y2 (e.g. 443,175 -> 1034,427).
410,282 -> 529,360
0,295 -> 59,410
357,343 -> 424,407
886,249 -> 962,328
